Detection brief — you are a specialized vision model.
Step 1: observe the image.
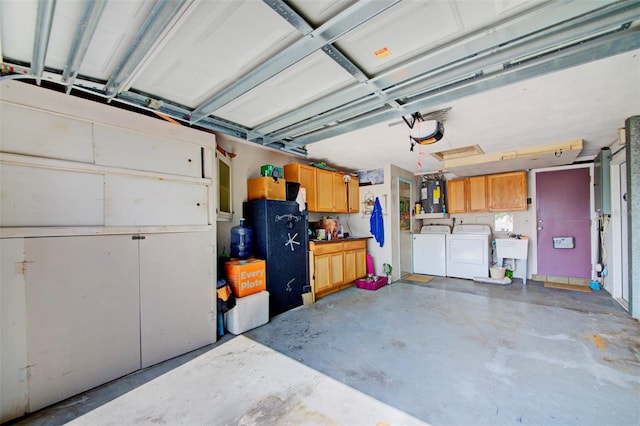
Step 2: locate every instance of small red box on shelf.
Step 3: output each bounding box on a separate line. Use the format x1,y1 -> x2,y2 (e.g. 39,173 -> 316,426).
355,276 -> 388,291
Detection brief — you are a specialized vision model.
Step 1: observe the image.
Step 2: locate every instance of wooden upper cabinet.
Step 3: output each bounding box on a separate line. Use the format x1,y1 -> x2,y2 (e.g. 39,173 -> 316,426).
447,179 -> 467,213
487,171 -> 527,211
448,172 -> 525,213
467,176 -> 488,212
348,177 -> 359,213
284,163 -> 317,211
284,163 -> 359,213
333,173 -> 348,213
315,169 -> 334,212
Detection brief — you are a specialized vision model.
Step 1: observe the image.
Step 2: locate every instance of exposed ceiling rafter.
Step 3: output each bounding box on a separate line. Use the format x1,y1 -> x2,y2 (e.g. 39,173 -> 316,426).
189,0 -> 399,124
285,28 -> 640,148
31,0 -> 56,85
258,1 -> 640,144
249,0 -> 628,139
62,0 -> 107,94
103,0 -> 196,99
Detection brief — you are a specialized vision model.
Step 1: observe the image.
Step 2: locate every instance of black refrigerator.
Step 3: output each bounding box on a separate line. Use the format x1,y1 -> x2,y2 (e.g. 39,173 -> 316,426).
243,200 -> 309,316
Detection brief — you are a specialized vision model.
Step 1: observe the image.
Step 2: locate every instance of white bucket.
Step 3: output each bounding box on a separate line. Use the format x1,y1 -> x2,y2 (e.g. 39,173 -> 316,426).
489,267 -> 506,279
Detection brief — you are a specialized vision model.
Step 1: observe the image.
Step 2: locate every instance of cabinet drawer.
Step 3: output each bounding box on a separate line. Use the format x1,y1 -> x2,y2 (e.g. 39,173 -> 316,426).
310,242 -> 343,255
343,240 -> 366,250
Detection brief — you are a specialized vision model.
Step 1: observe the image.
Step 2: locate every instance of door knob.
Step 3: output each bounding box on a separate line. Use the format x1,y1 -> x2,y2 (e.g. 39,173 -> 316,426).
537,226 -> 543,231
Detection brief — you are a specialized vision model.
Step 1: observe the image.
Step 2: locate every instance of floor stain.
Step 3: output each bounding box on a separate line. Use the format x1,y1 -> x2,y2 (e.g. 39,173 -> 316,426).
592,334 -> 607,350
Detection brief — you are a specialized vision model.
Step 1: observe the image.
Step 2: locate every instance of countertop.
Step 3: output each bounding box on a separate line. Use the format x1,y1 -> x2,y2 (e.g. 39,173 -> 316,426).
309,236 -> 371,244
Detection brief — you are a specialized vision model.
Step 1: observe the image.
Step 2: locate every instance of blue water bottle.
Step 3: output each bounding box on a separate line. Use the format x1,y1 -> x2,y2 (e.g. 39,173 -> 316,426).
230,218 -> 254,259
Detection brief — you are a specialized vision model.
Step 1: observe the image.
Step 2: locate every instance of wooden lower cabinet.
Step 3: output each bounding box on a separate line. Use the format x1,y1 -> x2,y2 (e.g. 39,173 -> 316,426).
310,239 -> 367,299
343,241 -> 367,283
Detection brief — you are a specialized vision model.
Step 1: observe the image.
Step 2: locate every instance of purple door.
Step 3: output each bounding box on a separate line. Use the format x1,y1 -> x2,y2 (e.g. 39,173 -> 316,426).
536,168 -> 591,278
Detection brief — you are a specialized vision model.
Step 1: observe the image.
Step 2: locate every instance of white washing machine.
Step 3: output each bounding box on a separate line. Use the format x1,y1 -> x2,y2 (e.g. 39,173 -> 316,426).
412,225 -> 451,276
446,224 -> 492,279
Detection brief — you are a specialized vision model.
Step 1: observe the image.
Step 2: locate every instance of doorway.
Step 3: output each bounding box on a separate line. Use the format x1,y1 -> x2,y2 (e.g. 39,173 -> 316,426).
611,149 -> 629,309
398,178 -> 412,278
535,167 -> 592,279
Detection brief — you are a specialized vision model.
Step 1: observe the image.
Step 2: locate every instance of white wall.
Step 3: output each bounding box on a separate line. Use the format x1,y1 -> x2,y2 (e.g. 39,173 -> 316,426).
214,134 -> 297,258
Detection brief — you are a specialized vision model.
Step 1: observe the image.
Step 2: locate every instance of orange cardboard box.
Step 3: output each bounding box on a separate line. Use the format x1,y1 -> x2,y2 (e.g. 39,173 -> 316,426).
225,258 -> 266,298
247,177 -> 286,201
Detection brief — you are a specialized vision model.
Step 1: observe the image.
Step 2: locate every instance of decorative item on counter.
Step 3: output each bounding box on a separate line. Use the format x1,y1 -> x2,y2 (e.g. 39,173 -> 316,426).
320,217 -> 338,236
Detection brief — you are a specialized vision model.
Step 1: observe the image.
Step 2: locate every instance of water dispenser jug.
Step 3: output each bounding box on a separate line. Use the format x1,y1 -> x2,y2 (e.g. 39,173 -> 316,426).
230,218 -> 254,259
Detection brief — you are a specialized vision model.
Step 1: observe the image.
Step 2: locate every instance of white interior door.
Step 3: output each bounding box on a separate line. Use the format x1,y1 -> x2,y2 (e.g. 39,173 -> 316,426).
399,178 -> 412,278
610,150 -> 629,309
139,232 -> 216,368
25,236 -> 140,412
620,160 -> 629,303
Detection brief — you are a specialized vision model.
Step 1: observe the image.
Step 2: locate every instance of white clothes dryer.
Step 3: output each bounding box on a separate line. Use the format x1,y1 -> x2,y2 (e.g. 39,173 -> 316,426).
412,225 -> 451,276
446,224 -> 492,279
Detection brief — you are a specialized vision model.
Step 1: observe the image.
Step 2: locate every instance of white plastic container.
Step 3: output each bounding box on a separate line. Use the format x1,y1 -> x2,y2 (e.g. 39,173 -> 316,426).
225,291 -> 269,335
490,267 -> 506,279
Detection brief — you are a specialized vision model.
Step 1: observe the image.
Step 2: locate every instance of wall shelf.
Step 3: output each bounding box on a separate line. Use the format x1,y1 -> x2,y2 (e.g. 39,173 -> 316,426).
415,213 -> 449,219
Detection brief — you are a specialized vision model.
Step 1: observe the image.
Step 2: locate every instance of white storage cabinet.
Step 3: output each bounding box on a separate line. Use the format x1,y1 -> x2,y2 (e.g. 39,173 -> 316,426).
0,81 -> 217,423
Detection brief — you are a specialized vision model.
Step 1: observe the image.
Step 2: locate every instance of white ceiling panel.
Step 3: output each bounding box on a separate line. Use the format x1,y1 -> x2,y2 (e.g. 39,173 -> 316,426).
335,1 -> 461,75
38,1 -> 84,70
79,1 -> 155,79
215,50 -> 356,128
133,0 -> 301,107
1,0 -> 637,175
0,0 -> 38,61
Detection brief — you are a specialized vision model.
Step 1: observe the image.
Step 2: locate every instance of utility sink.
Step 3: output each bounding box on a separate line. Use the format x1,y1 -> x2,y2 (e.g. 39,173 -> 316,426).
495,238 -> 528,260
495,238 -> 529,285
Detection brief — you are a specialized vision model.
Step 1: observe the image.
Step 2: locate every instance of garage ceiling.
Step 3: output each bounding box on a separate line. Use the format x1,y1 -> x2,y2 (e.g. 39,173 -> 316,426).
1,0 -> 639,176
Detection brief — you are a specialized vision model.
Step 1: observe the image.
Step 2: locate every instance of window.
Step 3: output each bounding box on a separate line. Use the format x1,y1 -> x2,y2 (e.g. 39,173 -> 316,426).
494,212 -> 513,233
217,152 -> 232,221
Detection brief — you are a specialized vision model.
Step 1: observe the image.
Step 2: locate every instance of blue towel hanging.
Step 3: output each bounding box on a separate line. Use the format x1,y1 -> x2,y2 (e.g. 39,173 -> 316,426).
370,196 -> 384,247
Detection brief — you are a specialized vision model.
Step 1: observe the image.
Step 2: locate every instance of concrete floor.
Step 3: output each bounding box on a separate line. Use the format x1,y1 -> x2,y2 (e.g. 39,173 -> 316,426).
13,277 -> 640,426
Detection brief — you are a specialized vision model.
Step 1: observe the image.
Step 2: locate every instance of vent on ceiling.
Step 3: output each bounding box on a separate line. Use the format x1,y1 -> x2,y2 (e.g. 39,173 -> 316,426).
431,144 -> 484,161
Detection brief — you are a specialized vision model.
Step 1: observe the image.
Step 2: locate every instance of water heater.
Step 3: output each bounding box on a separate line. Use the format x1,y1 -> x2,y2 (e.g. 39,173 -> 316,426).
593,147 -> 611,215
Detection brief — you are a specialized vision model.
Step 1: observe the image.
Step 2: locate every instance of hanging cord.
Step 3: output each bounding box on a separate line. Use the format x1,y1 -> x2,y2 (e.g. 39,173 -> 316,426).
599,215 -> 609,276
414,120 -> 426,174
